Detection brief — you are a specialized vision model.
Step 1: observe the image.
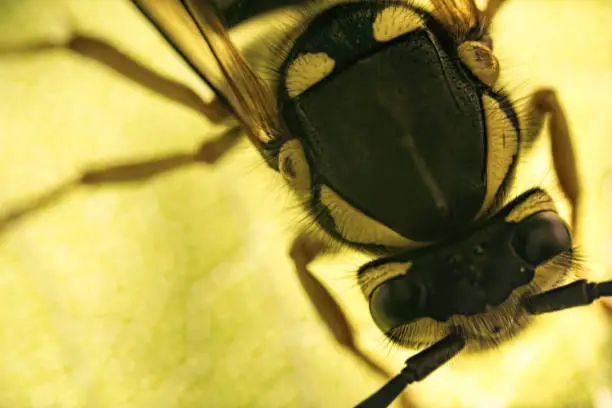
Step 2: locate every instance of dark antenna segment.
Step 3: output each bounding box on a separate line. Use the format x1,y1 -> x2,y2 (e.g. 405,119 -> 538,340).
524,279 -> 612,315
354,333 -> 466,408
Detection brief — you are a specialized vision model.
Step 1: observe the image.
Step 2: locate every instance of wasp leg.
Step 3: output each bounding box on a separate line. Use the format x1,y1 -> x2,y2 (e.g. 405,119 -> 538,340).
0,126 -> 242,234
289,233 -> 415,408
481,0 -> 508,24
0,34 -> 231,123
526,89 -> 581,234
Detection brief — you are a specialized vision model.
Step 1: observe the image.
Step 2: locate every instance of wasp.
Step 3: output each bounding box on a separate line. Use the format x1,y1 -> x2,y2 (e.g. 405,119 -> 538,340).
1,0 -> 611,407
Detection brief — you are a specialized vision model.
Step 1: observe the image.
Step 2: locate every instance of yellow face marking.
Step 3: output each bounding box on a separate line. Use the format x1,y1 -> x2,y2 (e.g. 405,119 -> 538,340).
372,6 -> 425,43
319,185 -> 424,247
278,139 -> 312,196
476,95 -> 520,218
285,52 -> 335,98
358,262 -> 412,299
458,41 -> 500,87
390,283 -> 534,351
505,190 -> 558,223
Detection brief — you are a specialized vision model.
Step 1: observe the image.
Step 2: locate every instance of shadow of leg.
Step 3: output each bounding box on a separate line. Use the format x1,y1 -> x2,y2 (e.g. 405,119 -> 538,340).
0,32 -> 232,123
0,126 -> 243,235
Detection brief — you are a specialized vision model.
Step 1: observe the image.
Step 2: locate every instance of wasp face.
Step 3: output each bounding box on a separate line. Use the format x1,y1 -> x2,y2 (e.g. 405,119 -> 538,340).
360,189 -> 574,351
272,1 -> 519,252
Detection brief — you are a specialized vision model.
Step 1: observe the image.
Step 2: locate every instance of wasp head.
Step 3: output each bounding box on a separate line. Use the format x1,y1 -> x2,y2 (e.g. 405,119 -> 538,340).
359,189 -> 574,351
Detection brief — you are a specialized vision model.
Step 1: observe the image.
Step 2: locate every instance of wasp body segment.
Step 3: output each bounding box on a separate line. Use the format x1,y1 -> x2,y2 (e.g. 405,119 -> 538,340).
268,2 -> 519,254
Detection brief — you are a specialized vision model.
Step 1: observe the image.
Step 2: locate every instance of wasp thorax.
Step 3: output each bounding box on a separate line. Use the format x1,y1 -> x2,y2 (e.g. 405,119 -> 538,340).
278,2 -> 490,243
285,53 -> 335,99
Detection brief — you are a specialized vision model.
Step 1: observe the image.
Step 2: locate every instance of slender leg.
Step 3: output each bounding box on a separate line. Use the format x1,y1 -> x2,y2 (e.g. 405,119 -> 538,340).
481,0 -> 508,25
289,233 -> 415,408
527,89 -> 581,234
525,95 -> 610,321
0,127 -> 243,234
0,33 -> 232,123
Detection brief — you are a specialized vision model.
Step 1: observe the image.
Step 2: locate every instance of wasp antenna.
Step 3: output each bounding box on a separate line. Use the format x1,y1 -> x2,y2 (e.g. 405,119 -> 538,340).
354,333 -> 465,408
525,279 -> 612,315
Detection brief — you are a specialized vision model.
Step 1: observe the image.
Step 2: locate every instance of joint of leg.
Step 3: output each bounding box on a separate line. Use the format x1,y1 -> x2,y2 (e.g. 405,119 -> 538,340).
532,88 -> 559,113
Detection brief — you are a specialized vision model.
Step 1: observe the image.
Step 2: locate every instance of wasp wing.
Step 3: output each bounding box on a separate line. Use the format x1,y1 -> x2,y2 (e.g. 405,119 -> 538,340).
429,0 -> 481,36
430,0 -> 506,35
131,0 -> 276,147
131,0 -> 232,110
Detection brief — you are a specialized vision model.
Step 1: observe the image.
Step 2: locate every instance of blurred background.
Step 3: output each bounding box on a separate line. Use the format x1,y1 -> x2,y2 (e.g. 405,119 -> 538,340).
0,0 -> 610,407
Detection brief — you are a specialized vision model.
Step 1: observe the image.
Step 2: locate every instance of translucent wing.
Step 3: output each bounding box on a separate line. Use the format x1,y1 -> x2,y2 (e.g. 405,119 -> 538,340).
131,0 -> 231,110
429,0 -> 506,35
429,0 -> 480,35
131,0 -> 277,147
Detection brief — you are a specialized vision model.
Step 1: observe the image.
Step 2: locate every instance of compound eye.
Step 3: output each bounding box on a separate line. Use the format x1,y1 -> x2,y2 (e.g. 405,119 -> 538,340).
370,278 -> 427,333
511,211 -> 572,266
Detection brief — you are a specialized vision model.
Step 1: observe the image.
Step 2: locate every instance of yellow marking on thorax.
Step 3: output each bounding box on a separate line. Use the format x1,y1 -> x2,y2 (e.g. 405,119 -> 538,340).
319,185 -> 426,248
285,53 -> 335,98
505,190 -> 558,223
372,6 -> 425,43
458,41 -> 500,87
278,139 -> 312,197
476,95 -> 520,218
